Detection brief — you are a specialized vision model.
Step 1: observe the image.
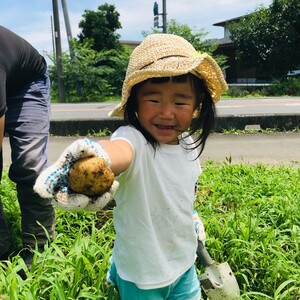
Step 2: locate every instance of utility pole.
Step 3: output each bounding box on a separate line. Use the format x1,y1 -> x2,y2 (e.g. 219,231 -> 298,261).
52,0 -> 65,102
50,15 -> 55,56
162,0 -> 167,33
61,0 -> 82,97
153,0 -> 167,33
61,0 -> 74,60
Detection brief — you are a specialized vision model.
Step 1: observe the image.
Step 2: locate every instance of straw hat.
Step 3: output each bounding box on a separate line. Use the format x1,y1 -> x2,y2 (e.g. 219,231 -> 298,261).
109,33 -> 228,117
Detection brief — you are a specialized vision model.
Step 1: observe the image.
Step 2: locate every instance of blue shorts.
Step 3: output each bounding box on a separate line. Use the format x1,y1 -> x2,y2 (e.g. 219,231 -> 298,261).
108,261 -> 201,300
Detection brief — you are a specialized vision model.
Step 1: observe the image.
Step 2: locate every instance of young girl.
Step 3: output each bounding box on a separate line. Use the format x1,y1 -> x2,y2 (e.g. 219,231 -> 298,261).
35,33 -> 227,299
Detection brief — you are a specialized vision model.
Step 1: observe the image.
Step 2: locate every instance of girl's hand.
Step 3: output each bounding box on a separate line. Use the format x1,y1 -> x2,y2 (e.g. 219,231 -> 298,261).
33,138 -> 118,211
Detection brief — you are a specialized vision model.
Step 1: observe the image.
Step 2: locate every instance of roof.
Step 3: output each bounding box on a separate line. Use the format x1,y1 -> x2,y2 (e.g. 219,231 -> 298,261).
119,40 -> 141,50
213,14 -> 250,27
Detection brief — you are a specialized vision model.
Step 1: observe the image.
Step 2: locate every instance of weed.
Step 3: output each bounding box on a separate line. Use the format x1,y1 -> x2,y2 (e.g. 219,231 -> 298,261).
222,127 -> 280,135
87,129 -> 112,137
0,163 -> 299,299
196,162 -> 300,299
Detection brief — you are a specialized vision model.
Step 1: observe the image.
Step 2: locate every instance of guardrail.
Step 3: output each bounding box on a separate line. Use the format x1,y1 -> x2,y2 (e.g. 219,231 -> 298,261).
227,83 -> 271,87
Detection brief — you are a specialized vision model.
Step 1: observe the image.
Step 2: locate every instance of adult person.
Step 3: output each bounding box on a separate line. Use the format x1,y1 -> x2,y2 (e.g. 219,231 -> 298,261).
0,25 -> 55,266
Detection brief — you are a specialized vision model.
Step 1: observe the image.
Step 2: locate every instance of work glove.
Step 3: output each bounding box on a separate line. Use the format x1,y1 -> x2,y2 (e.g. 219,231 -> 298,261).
193,210 -> 206,242
33,138 -> 118,211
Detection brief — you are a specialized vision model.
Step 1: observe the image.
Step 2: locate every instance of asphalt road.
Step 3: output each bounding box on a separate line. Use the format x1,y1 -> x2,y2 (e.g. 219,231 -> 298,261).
51,97 -> 300,120
2,132 -> 300,167
2,97 -> 300,167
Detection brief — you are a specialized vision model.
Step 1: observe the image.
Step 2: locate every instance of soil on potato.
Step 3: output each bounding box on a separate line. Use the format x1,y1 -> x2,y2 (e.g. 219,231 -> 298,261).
69,157 -> 114,197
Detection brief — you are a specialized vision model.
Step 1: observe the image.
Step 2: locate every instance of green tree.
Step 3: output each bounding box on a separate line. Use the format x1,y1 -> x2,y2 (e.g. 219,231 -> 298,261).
49,4 -> 132,102
167,20 -> 215,53
49,41 -> 131,102
78,3 -> 122,51
229,0 -> 300,78
143,19 -> 228,70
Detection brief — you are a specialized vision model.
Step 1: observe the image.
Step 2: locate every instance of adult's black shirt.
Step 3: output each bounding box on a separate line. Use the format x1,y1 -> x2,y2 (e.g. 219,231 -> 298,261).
0,25 -> 47,118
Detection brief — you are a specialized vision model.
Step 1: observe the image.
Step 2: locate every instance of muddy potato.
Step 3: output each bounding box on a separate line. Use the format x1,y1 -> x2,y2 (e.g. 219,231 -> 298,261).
69,156 -> 114,196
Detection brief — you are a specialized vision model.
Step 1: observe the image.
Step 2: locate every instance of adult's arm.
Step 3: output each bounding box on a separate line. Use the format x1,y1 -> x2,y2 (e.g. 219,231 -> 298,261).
0,67 -> 7,150
0,115 -> 4,149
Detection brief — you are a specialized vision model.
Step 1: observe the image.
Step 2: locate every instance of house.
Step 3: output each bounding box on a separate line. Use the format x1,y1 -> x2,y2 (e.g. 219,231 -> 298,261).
213,16 -> 270,85
119,16 -> 271,85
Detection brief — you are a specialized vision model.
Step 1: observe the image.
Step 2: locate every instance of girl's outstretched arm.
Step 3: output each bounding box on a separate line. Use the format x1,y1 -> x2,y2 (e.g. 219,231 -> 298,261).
100,139 -> 133,175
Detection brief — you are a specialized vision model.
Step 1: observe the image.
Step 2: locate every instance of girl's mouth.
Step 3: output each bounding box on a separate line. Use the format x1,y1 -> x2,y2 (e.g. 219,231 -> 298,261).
155,124 -> 184,133
156,125 -> 175,129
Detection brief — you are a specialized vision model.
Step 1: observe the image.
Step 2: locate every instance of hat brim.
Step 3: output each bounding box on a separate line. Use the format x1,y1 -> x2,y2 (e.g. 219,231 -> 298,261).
109,53 -> 227,117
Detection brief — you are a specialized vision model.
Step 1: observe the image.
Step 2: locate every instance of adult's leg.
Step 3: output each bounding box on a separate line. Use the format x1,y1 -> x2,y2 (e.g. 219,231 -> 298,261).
5,72 -> 55,251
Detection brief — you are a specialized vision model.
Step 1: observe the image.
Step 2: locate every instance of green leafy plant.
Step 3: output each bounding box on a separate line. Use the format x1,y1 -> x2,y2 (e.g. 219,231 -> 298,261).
262,78 -> 300,96
1,163 -> 299,299
196,162 -> 300,299
87,128 -> 112,137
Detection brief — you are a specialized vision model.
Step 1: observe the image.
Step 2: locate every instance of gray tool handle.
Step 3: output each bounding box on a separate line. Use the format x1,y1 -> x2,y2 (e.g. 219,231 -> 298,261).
196,240 -> 214,268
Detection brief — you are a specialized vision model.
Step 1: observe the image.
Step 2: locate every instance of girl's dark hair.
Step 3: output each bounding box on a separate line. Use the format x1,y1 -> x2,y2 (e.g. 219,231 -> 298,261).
123,73 -> 216,158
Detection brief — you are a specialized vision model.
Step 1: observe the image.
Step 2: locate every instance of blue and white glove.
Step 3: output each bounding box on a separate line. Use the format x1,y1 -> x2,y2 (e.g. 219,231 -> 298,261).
34,138 -> 118,211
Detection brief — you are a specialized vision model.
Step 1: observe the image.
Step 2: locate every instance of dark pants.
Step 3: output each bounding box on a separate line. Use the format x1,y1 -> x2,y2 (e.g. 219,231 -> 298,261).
0,72 -> 55,257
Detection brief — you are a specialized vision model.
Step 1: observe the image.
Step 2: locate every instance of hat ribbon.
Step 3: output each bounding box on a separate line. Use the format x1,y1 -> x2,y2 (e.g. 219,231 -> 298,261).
140,55 -> 190,70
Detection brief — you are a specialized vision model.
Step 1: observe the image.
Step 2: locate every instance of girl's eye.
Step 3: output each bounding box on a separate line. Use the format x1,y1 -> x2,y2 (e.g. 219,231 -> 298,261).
148,99 -> 159,103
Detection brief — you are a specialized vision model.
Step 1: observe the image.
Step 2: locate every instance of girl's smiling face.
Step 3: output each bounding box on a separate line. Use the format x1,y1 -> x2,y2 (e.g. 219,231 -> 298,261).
136,79 -> 197,145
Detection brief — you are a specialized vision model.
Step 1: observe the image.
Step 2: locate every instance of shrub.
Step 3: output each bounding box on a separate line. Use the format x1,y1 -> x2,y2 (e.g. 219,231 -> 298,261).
262,78 -> 300,96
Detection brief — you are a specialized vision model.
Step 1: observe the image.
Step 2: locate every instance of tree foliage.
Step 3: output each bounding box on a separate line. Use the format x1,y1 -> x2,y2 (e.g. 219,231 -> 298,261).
78,3 -> 122,52
229,0 -> 300,78
48,3 -> 131,102
49,41 -> 131,102
143,19 -> 228,70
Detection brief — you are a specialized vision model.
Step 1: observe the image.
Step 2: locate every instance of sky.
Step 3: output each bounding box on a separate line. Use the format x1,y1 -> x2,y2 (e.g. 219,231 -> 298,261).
0,0 -> 273,57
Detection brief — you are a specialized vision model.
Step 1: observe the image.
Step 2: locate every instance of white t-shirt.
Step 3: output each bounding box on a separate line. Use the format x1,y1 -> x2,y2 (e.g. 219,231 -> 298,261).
110,126 -> 202,289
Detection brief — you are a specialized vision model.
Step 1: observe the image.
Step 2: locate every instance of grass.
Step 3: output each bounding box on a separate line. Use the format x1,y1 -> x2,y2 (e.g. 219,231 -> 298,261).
87,129 -> 113,138
0,162 -> 299,299
196,161 -> 300,299
222,127 -> 300,135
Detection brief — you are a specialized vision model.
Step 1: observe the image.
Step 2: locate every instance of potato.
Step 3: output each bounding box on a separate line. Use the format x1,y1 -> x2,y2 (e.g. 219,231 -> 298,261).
69,156 -> 114,196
